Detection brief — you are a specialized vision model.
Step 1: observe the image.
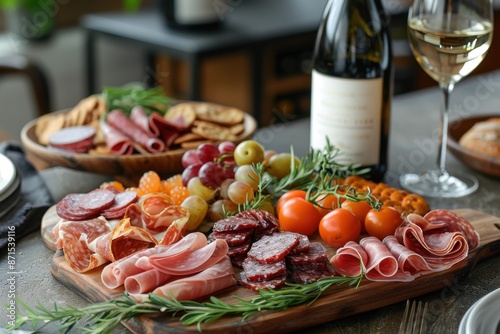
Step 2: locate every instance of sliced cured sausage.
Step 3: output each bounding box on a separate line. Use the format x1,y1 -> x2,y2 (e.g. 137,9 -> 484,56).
246,232 -> 299,264
238,272 -> 287,291
101,191 -> 138,219
48,125 -> 96,153
78,189 -> 116,212
242,257 -> 286,282
56,193 -> 100,221
212,216 -> 259,232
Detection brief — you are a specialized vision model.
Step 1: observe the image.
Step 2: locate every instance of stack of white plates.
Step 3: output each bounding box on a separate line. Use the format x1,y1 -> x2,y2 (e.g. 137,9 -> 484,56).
0,153 -> 21,219
459,287 -> 500,334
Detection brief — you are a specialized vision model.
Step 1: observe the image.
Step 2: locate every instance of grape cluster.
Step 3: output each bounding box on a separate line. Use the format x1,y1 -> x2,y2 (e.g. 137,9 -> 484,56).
180,140 -> 265,224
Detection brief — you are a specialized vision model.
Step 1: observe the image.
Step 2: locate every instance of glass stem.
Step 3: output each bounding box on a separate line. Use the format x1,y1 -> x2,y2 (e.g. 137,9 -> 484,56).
437,83 -> 454,176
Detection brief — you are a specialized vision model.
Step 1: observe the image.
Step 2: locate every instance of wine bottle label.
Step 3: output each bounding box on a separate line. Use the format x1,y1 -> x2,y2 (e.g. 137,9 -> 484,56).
310,69 -> 383,166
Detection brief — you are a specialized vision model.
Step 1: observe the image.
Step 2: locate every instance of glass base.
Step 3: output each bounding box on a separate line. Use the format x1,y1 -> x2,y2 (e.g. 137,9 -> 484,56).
399,169 -> 479,198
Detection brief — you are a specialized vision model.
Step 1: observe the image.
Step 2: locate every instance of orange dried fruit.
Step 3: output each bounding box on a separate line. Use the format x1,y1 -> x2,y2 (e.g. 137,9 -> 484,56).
161,174 -> 183,194
100,181 -> 125,192
139,171 -> 161,194
170,185 -> 190,205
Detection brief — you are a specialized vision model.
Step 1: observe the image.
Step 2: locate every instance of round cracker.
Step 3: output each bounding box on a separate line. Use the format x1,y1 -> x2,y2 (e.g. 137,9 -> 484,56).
164,103 -> 197,128
193,102 -> 245,126
192,120 -> 237,141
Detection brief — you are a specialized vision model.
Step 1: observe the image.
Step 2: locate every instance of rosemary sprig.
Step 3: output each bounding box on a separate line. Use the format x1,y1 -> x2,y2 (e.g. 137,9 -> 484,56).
102,85 -> 173,117
8,274 -> 363,333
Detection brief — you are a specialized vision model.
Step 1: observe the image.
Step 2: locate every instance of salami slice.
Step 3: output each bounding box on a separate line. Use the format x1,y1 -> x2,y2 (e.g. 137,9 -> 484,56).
212,229 -> 253,246
238,272 -> 287,291
289,263 -> 335,284
286,242 -> 328,266
78,189 -> 116,211
106,109 -> 165,153
247,232 -> 299,264
101,191 -> 138,219
242,257 -> 286,282
212,216 -> 259,232
48,125 -> 96,153
56,193 -> 100,220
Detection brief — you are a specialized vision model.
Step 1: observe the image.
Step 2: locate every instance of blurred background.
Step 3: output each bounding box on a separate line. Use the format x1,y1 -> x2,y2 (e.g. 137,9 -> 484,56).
1,0 -> 499,140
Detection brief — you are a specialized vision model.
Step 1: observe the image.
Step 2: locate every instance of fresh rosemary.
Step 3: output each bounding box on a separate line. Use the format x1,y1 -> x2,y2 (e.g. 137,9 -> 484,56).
102,85 -> 173,117
8,274 -> 363,333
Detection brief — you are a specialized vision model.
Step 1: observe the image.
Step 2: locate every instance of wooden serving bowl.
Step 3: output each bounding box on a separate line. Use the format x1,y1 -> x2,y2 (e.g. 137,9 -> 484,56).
21,109 -> 257,185
447,114 -> 500,178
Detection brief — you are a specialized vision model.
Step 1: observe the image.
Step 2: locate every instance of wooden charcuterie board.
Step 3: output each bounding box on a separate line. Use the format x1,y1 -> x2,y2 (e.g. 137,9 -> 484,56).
41,207 -> 500,333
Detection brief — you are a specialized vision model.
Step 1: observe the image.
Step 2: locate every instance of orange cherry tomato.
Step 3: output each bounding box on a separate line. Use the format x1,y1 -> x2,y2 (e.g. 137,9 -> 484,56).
315,193 -> 340,218
275,190 -> 307,216
319,208 -> 361,248
278,197 -> 321,236
341,199 -> 373,232
364,206 -> 404,240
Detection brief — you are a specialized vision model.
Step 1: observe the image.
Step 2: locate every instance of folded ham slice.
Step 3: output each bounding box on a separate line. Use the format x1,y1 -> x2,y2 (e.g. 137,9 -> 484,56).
148,238 -> 229,276
130,107 -> 183,148
395,213 -> 469,270
132,256 -> 236,302
331,210 -> 476,281
100,122 -> 134,155
106,109 -> 165,153
124,268 -> 173,294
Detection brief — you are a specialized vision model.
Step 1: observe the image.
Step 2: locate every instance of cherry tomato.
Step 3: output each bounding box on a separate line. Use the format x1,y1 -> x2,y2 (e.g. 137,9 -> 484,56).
319,208 -> 361,248
315,193 -> 340,218
275,190 -> 307,216
341,199 -> 373,231
364,206 -> 404,240
278,197 -> 321,236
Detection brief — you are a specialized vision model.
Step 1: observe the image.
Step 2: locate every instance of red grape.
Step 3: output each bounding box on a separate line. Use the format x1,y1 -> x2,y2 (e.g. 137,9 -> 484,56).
196,143 -> 220,163
198,161 -> 227,189
182,149 -> 202,168
182,163 -> 202,186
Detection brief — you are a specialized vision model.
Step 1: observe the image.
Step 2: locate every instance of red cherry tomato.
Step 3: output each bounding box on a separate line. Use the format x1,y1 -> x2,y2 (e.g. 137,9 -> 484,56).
364,206 -> 404,240
319,208 -> 361,248
278,197 -> 321,236
275,190 -> 307,216
315,193 -> 340,218
341,199 -> 373,232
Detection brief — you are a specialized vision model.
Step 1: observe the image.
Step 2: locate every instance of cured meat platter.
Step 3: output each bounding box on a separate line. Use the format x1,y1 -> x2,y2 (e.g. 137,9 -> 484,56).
41,207 -> 500,333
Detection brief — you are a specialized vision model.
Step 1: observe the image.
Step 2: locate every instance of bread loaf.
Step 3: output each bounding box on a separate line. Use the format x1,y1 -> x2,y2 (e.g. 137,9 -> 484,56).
459,117 -> 500,158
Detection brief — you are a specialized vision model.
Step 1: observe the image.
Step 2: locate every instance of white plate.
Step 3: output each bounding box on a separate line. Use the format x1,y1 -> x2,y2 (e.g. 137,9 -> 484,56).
0,153 -> 17,197
464,287 -> 500,334
0,170 -> 20,203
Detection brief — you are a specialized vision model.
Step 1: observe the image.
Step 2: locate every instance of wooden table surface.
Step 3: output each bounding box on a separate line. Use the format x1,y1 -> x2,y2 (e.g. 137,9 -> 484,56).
2,69 -> 500,333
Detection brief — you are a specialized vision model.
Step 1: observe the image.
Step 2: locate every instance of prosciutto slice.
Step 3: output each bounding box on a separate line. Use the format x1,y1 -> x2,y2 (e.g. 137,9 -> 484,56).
89,218 -> 158,262
124,268 -> 173,294
106,109 -> 165,153
129,107 -> 183,148
101,246 -> 170,289
100,122 -> 134,155
395,213 -> 469,270
135,232 -> 207,270
148,239 -> 229,275
133,256 -> 236,302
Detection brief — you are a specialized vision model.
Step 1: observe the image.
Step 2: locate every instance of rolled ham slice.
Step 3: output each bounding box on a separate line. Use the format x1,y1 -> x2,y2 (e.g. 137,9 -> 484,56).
100,122 -> 134,155
101,246 -> 170,289
106,109 -> 165,153
124,268 -> 173,294
130,107 -> 184,148
424,209 -> 480,250
132,256 -> 236,302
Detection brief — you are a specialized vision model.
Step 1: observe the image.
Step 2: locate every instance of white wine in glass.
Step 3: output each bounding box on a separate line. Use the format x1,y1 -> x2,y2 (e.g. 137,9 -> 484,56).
400,0 -> 493,198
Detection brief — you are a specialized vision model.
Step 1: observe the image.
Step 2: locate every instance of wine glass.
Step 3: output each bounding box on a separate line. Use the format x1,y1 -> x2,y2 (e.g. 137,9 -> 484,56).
400,0 -> 493,198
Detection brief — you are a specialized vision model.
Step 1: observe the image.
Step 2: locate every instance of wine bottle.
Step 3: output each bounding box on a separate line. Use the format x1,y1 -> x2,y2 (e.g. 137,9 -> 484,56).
310,0 -> 393,182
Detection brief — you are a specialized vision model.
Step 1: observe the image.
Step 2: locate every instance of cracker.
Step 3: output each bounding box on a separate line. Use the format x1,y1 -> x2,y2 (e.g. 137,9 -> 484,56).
164,103 -> 197,128
191,120 -> 237,141
193,102 -> 245,126
173,132 -> 204,145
